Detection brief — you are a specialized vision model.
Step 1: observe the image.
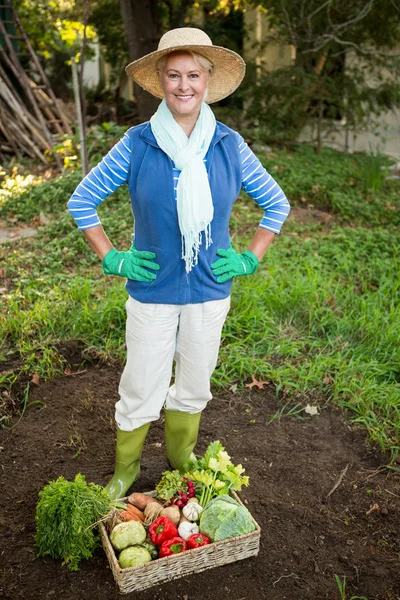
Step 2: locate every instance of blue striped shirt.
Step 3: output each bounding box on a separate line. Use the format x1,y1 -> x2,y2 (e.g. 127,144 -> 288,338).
67,129 -> 290,234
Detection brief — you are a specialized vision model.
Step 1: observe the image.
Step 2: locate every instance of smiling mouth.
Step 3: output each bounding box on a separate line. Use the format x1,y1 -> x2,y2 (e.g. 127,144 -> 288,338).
175,95 -> 194,100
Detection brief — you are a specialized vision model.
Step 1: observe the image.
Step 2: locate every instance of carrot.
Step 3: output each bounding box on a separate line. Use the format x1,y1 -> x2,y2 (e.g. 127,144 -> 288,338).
120,510 -> 142,522
127,492 -> 161,511
125,504 -> 145,522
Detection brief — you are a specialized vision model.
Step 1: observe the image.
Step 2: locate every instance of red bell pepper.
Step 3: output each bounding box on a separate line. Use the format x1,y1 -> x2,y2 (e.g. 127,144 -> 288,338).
149,516 -> 178,546
159,536 -> 187,558
187,533 -> 211,549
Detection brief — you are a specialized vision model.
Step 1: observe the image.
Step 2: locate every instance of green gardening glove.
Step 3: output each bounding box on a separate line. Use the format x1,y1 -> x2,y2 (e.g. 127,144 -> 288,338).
211,246 -> 259,283
102,243 -> 160,282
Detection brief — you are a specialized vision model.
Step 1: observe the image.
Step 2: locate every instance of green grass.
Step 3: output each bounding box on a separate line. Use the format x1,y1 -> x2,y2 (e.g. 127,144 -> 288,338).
1,141 -> 399,461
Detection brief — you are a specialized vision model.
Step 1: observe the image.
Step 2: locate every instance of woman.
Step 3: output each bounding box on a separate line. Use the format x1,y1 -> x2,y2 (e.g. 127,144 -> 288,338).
67,28 -> 290,500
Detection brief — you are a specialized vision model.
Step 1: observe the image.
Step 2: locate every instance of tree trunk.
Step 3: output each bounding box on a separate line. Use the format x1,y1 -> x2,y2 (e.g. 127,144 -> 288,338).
119,0 -> 161,121
316,98 -> 322,155
301,50 -> 329,114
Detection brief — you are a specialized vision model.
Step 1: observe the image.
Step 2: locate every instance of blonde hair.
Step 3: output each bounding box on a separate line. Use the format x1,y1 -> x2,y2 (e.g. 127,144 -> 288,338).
157,50 -> 214,76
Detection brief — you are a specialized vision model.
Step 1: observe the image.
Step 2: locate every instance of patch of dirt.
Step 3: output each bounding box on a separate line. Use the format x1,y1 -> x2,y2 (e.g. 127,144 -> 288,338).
0,341 -> 94,423
0,226 -> 38,244
287,206 -> 336,228
0,366 -> 399,600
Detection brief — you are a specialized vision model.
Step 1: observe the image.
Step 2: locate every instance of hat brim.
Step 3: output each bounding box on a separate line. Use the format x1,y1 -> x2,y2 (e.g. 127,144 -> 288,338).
125,45 -> 246,104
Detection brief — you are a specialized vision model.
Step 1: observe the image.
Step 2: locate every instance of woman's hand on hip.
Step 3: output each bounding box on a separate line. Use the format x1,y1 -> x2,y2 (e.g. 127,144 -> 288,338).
211,245 -> 258,283
103,242 -> 160,282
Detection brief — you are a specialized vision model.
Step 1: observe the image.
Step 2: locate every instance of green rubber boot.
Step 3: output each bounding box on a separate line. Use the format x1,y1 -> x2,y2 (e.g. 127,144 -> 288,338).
164,408 -> 201,473
104,422 -> 150,500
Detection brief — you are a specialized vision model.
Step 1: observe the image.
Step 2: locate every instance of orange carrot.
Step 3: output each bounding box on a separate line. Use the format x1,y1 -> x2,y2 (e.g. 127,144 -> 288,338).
125,504 -> 145,522
120,510 -> 142,522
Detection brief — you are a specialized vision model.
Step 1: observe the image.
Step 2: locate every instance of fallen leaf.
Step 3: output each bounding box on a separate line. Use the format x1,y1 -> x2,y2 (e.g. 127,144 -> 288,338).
304,404 -> 319,416
229,383 -> 238,393
245,375 -> 269,390
31,373 -> 40,385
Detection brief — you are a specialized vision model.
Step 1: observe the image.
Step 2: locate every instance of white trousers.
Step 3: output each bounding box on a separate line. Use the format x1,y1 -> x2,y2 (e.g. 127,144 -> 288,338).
115,296 -> 231,431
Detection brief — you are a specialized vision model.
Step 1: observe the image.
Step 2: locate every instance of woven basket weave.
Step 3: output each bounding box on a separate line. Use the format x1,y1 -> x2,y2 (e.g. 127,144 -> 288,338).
100,491 -> 261,594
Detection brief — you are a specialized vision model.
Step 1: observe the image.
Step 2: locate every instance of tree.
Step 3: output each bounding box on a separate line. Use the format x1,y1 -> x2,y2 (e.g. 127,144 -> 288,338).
14,0 -> 96,98
244,0 -> 400,150
118,0 -> 161,120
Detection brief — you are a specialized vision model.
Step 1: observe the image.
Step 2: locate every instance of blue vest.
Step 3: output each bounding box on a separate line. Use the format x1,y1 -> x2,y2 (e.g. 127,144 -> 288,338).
125,121 -> 242,304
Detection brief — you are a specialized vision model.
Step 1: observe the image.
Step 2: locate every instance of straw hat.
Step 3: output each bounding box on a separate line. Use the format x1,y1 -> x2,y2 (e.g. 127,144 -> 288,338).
125,27 -> 246,104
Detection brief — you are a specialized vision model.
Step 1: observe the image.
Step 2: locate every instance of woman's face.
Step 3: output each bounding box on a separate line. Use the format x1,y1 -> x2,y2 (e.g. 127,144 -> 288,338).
159,52 -> 210,122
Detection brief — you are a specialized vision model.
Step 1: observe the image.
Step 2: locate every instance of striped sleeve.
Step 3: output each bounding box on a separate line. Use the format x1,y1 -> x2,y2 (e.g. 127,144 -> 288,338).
67,131 -> 131,230
236,132 -> 290,234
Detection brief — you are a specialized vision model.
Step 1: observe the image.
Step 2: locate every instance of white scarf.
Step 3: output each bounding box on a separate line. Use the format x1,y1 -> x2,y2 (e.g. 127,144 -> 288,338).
150,99 -> 216,273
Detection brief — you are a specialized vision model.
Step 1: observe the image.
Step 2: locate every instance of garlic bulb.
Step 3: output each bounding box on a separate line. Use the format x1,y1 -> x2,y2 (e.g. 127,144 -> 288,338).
182,500 -> 203,522
178,521 -> 199,541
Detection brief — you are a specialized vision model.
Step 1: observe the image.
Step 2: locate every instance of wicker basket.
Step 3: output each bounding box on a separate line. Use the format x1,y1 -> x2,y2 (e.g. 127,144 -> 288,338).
100,491 -> 261,594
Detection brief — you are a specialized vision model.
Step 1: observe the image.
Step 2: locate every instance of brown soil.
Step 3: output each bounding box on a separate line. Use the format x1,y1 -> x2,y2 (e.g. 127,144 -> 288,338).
287,206 -> 336,228
1,351 -> 399,600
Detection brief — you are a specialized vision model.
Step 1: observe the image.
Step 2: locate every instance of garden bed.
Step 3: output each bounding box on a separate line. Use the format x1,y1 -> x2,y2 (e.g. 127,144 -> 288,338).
1,362 -> 399,599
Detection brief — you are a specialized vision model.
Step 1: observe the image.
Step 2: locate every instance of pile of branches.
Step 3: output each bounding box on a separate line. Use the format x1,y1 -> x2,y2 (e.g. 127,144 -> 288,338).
0,63 -> 64,164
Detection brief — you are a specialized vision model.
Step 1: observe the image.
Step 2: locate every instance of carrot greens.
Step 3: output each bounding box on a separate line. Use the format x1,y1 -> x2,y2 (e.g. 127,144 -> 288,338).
35,473 -> 113,571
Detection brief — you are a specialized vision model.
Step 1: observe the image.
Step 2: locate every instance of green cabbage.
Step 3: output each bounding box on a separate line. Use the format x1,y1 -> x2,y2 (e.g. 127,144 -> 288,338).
199,495 -> 256,541
119,546 -> 152,568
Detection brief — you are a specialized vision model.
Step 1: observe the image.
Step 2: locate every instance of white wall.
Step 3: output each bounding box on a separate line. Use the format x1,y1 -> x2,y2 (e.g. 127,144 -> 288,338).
82,40 -> 101,89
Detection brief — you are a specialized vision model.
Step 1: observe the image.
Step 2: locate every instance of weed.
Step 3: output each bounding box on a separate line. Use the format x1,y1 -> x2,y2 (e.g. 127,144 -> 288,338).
6,384 -> 46,430
267,400 -> 306,424
55,430 -> 86,459
358,147 -> 388,193
334,574 -> 368,600
68,432 -> 86,459
80,388 -> 94,411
